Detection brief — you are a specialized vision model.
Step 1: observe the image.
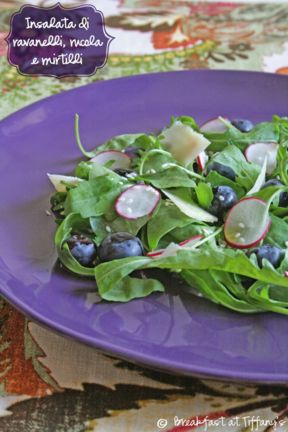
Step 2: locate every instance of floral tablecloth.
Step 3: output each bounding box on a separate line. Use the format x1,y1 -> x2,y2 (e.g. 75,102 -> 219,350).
1,1 -> 288,431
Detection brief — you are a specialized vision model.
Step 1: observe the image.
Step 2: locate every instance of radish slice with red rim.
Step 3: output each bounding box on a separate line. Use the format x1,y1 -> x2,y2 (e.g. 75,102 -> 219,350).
147,235 -> 204,258
244,142 -> 278,175
179,235 -> 204,247
91,150 -> 131,170
146,249 -> 165,258
200,117 -> 229,133
196,151 -> 209,171
147,243 -> 180,258
224,197 -> 271,249
115,185 -> 160,219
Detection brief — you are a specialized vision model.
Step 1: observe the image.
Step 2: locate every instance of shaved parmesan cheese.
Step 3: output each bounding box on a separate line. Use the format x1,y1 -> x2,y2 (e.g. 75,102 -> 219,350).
247,157 -> 267,196
162,189 -> 217,223
47,174 -> 83,192
161,121 -> 211,166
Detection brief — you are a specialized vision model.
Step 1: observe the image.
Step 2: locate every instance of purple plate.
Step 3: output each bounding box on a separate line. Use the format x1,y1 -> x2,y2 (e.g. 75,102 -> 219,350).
1,70 -> 288,383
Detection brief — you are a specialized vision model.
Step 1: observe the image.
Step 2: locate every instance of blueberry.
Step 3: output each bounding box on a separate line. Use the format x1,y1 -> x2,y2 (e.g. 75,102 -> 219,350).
67,234 -> 97,267
231,119 -> 254,133
251,244 -> 284,268
206,161 -> 236,181
209,185 -> 237,218
98,232 -> 144,262
113,168 -> 137,179
279,193 -> 288,207
124,146 -> 140,158
262,179 -> 282,188
261,179 -> 288,207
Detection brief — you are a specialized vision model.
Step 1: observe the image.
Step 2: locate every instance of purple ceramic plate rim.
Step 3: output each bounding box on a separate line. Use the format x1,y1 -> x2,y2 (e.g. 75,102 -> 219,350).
1,70 -> 288,384
0,285 -> 288,384
3,68 -> 288,122
1,285 -> 287,384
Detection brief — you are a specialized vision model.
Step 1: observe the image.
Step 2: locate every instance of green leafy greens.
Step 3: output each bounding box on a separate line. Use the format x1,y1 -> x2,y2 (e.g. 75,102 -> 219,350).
50,114 -> 288,315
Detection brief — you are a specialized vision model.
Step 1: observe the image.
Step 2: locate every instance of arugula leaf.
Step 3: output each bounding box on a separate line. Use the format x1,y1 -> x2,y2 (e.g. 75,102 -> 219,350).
90,213 -> 150,246
50,191 -> 67,218
98,275 -> 164,302
168,222 -> 214,244
252,185 -> 287,204
245,122 -> 279,146
147,202 -> 191,250
247,282 -> 288,315
142,246 -> 288,288
272,115 -> 288,144
266,214 -> 288,248
88,216 -> 109,245
132,134 -> 159,150
91,134 -> 145,155
181,270 -> 262,313
139,149 -> 175,174
74,161 -> 91,179
172,115 -> 199,131
74,160 -> 129,182
276,145 -> 288,186
94,256 -> 164,301
64,177 -> 122,218
88,162 -> 128,183
205,171 -> 245,197
209,145 -> 260,191
55,213 -> 95,277
138,166 -> 196,189
93,243 -> 288,307
195,182 -> 213,208
205,121 -> 279,152
109,214 -> 150,236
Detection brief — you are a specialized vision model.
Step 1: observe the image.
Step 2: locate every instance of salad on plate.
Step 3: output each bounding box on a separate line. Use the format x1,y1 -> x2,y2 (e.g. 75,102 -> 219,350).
48,114 -> 288,315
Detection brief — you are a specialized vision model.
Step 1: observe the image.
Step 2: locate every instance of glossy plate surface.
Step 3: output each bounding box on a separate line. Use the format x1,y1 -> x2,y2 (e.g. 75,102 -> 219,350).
1,70 -> 288,383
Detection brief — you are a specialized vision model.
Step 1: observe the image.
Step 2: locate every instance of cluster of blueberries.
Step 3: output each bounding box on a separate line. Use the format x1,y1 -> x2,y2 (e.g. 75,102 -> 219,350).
66,232 -> 144,268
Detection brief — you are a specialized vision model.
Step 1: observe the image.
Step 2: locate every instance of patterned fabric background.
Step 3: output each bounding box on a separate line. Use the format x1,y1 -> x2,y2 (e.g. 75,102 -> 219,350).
0,1 -> 288,431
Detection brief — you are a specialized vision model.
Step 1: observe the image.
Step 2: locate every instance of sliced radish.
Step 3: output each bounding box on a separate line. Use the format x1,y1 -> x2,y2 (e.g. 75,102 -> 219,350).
146,248 -> 165,258
161,121 -> 211,166
147,235 -> 204,259
196,151 -> 209,171
246,156 -> 267,196
224,197 -> 271,249
147,242 -> 179,258
47,174 -> 83,192
90,150 -> 131,170
115,185 -> 160,219
179,234 -> 203,247
245,142 -> 279,175
162,189 -> 217,223
200,117 -> 229,133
